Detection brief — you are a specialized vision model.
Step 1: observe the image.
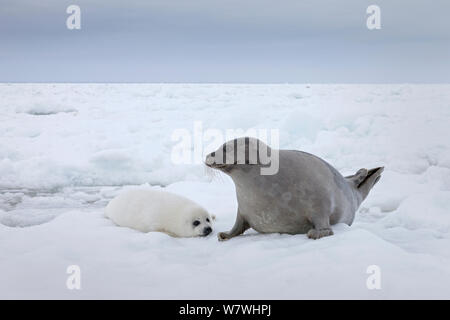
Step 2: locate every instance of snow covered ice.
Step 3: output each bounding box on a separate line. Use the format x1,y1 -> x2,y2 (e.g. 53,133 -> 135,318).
0,83 -> 450,299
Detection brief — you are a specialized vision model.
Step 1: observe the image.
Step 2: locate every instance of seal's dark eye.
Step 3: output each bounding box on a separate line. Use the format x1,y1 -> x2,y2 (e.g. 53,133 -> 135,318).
206,218 -> 210,223
193,220 -> 200,227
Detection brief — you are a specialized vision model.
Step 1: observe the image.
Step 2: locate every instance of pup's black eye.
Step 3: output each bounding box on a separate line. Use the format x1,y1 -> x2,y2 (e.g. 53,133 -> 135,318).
193,220 -> 200,227
206,218 -> 210,223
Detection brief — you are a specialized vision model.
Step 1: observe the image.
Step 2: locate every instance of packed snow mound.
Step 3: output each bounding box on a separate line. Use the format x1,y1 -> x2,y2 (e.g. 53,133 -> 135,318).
1,181 -> 450,299
16,103 -> 77,116
1,84 -> 449,189
0,84 -> 449,299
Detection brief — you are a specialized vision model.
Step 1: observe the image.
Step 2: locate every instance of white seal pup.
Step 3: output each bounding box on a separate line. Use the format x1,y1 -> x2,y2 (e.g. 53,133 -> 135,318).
105,189 -> 213,237
205,137 -> 383,240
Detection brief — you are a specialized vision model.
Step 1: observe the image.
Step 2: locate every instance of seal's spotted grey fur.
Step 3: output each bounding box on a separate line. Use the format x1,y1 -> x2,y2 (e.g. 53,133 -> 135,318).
205,137 -> 383,240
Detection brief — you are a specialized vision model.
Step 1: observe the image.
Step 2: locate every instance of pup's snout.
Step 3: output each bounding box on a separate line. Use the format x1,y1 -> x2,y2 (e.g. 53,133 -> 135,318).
203,227 -> 212,236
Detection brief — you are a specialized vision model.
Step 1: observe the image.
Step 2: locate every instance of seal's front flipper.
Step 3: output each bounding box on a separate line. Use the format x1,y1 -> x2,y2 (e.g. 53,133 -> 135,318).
307,228 -> 333,240
307,215 -> 334,240
218,212 -> 249,241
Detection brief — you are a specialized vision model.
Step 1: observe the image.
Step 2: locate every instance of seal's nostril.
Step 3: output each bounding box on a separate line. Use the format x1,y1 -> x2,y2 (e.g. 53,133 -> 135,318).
203,227 -> 212,236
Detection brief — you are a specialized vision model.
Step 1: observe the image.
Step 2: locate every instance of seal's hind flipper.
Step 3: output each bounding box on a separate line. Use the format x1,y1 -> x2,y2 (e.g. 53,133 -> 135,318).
358,167 -> 384,188
345,168 -> 369,187
346,166 -> 384,200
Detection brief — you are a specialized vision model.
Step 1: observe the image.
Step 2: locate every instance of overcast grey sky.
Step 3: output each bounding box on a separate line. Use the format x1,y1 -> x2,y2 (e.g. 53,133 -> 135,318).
1,0 -> 449,82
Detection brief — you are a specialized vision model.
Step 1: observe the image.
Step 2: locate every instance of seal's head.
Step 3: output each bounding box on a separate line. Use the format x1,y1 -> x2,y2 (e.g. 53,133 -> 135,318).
205,137 -> 278,175
176,204 -> 214,237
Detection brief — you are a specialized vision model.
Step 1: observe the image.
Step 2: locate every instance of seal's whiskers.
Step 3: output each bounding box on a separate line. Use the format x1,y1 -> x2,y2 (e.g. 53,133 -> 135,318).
204,164 -> 225,183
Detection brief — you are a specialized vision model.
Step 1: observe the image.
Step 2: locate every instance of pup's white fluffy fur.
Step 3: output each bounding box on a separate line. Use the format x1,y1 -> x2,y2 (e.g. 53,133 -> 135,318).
105,189 -> 213,237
